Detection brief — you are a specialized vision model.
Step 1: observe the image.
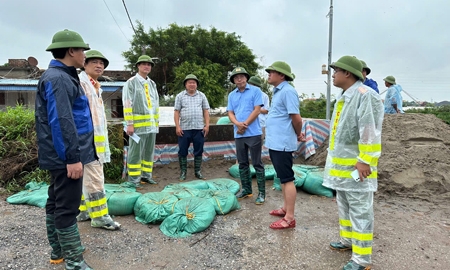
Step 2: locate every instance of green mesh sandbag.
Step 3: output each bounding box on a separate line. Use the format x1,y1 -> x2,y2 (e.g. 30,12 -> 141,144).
105,183 -> 136,193
6,181 -> 49,208
301,169 -> 334,198
134,192 -> 179,224
160,197 -> 216,238
293,166 -> 308,187
162,184 -> 201,199
216,116 -> 231,124
207,190 -> 241,215
205,178 -> 240,194
176,180 -> 209,190
106,190 -> 142,216
264,164 -> 276,180
272,175 -> 282,191
228,164 -> 256,178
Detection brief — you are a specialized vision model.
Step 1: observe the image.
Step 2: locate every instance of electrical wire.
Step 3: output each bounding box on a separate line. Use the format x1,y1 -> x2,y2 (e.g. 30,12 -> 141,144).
102,0 -> 130,42
122,0 -> 137,35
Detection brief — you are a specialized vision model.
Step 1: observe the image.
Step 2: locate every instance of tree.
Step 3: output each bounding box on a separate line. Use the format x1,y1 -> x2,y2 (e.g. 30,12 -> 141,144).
122,22 -> 260,107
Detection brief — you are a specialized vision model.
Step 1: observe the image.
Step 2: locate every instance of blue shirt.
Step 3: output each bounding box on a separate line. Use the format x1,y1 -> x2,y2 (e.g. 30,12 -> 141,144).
384,84 -> 404,114
265,81 -> 300,151
227,84 -> 263,138
364,78 -> 379,93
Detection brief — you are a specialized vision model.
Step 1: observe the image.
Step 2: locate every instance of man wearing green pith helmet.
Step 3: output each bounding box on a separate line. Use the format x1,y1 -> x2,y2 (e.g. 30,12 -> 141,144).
122,55 -> 160,187
323,55 -> 384,270
35,29 -> 94,269
77,50 -> 121,231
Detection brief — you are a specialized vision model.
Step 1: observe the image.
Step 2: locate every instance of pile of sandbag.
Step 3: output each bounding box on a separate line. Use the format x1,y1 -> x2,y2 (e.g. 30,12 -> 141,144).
272,165 -> 333,198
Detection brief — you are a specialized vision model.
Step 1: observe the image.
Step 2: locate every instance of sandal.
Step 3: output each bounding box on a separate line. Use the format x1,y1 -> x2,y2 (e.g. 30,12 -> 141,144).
269,208 -> 286,217
269,218 -> 296,230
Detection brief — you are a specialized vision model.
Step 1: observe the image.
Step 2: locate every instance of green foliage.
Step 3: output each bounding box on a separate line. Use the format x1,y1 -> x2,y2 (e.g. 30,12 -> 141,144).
104,124 -> 125,183
160,96 -> 175,107
299,95 -> 328,119
172,62 -> 226,108
122,22 -> 260,106
0,105 -> 35,144
405,105 -> 450,125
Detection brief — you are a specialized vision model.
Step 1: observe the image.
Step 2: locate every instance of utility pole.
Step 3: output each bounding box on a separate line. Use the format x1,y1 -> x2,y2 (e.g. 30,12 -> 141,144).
326,0 -> 333,120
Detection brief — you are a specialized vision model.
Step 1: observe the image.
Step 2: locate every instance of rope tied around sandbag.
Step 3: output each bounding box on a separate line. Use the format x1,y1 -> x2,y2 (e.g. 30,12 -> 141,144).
185,206 -> 195,220
211,192 -> 224,215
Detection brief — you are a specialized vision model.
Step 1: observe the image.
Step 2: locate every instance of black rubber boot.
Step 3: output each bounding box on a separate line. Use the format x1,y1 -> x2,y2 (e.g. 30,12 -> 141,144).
255,171 -> 266,205
194,156 -> 205,179
56,223 -> 93,270
46,214 -> 63,264
236,167 -> 252,199
179,156 -> 187,181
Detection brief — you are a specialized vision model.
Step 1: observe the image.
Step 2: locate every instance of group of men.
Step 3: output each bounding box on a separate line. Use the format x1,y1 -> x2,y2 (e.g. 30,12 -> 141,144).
35,28 -> 387,270
361,59 -> 404,114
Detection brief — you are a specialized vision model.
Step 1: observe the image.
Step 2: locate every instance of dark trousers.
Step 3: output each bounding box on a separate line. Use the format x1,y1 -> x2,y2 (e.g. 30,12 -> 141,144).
46,169 -> 83,229
178,129 -> 205,157
235,135 -> 264,173
269,149 -> 294,183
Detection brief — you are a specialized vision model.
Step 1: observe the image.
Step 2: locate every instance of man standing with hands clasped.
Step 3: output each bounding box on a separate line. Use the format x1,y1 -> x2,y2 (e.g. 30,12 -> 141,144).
265,61 -> 303,230
323,55 -> 384,270
174,74 -> 210,181
227,67 -> 266,205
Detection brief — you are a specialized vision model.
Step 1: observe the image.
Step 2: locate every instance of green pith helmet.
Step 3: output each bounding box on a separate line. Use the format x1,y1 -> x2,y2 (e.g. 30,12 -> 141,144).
85,50 -> 109,68
248,76 -> 262,87
46,29 -> 90,51
183,74 -> 199,86
265,61 -> 294,81
330,55 -> 364,81
230,67 -> 250,83
360,60 -> 371,75
135,55 -> 155,67
383,75 -> 396,85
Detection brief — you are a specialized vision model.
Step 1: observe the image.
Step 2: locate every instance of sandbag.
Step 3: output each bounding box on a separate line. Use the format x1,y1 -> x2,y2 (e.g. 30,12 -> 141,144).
207,190 -> 241,215
6,181 -> 48,208
272,176 -> 282,191
205,178 -> 240,194
162,184 -> 202,199
104,183 -> 136,193
176,180 -> 209,190
216,116 -> 231,125
228,164 -> 256,178
264,164 -> 276,180
134,192 -> 179,224
301,169 -> 334,198
293,166 -> 308,187
160,197 -> 216,238
106,190 -> 142,216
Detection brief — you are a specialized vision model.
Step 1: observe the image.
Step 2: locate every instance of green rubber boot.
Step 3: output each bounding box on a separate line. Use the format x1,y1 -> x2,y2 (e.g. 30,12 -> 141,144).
179,156 -> 187,181
56,223 -> 93,270
46,214 -> 64,264
236,167 -> 252,199
255,171 -> 266,205
194,156 -> 205,179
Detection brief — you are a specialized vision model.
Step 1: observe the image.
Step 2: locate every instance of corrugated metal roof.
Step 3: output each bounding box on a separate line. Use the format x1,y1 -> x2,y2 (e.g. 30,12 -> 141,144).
0,79 -> 124,92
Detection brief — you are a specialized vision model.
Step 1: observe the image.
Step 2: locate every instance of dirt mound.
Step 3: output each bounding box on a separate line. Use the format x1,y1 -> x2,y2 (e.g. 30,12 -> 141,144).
306,113 -> 450,203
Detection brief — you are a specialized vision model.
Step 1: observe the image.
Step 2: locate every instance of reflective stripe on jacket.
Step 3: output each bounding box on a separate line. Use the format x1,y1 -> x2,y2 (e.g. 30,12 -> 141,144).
323,81 -> 384,192
122,74 -> 159,135
79,71 -> 111,163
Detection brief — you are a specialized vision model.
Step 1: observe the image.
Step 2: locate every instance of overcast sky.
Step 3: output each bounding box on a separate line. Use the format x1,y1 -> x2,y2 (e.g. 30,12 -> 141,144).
1,0 -> 449,102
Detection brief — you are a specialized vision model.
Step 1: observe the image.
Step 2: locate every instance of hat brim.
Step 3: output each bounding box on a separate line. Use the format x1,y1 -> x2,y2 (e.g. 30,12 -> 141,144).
265,67 -> 294,81
330,62 -> 364,81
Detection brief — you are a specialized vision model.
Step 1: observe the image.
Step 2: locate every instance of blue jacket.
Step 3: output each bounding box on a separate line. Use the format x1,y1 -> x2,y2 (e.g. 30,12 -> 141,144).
35,60 -> 96,170
363,78 -> 379,93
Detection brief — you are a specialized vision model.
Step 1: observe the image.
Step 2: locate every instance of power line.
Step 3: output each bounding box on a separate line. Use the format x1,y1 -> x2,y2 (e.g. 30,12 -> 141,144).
122,0 -> 137,35
102,0 -> 130,42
